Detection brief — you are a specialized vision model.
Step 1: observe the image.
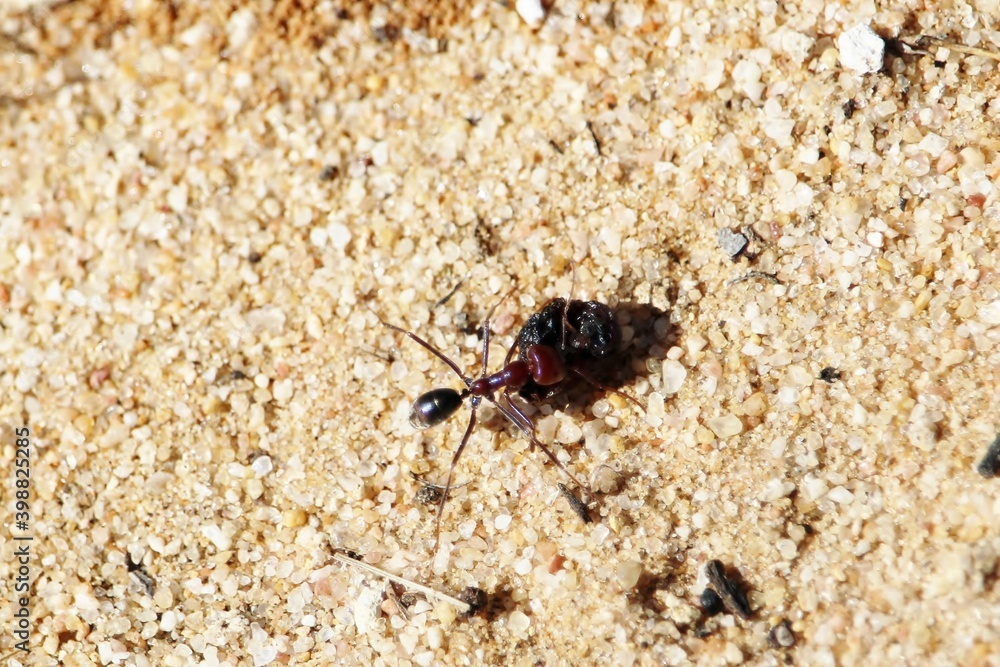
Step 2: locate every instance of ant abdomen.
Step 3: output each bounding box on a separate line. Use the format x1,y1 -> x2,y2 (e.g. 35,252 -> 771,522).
409,387 -> 465,429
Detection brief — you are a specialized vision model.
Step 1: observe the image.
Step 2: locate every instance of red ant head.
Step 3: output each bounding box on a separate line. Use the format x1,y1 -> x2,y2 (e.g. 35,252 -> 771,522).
524,345 -> 566,386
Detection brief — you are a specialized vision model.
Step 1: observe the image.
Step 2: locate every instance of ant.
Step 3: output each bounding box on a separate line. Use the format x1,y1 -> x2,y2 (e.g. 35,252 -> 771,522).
378,292 -> 639,552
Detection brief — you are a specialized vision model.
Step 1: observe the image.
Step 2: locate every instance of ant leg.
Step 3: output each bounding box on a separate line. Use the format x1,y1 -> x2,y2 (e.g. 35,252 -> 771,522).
376,317 -> 470,384
479,316 -> 492,381
432,397 -> 480,554
561,262 -> 578,351
492,396 -> 590,492
409,470 -> 468,492
497,390 -> 537,450
502,336 -> 519,368
569,367 -> 645,412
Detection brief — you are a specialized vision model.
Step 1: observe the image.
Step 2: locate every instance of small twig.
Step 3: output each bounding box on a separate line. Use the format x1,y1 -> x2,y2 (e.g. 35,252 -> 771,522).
433,276 -> 468,310
558,483 -> 592,524
332,551 -> 471,614
923,36 -> 1000,62
409,470 -> 469,491
586,120 -> 603,156
705,560 -> 752,620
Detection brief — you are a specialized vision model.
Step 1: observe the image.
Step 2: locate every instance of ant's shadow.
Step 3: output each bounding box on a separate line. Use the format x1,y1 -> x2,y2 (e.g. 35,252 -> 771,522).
617,299 -> 676,392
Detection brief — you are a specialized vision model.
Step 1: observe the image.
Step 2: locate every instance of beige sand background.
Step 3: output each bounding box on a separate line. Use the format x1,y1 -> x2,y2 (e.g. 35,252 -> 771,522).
2,0 -> 1000,665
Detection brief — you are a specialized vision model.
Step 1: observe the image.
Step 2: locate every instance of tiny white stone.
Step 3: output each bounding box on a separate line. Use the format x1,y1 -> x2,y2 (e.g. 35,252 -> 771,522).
661,359 -> 687,394
776,538 -> 798,560
327,221 -> 352,250
917,132 -> 949,157
507,610 -> 531,635
718,228 -> 748,258
494,514 -> 512,530
732,59 -> 764,102
201,524 -> 232,551
802,476 -> 828,501
166,184 -> 188,213
272,378 -> 293,402
251,455 -> 273,477
252,645 -> 278,667
458,519 -> 477,539
706,414 -> 743,439
515,0 -> 545,27
616,560 -> 643,589
160,610 -> 178,632
827,485 -> 855,504
592,523 -> 611,544
979,300 -> 1000,325
837,25 -> 884,74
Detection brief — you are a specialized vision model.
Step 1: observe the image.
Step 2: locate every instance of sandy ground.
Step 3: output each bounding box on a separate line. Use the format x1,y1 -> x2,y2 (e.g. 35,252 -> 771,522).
2,0 -> 1000,665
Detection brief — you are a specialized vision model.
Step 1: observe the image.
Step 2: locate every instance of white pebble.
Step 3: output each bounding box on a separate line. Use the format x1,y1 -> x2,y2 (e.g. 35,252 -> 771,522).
458,520 -> 477,539
226,8 -> 257,50
616,560 -> 643,589
252,645 -> 278,666
251,455 -> 273,477
508,610 -> 531,637
979,300 -> 1000,325
167,184 -> 188,213
827,485 -> 855,504
160,610 -> 178,632
515,0 -> 545,27
661,359 -> 687,394
776,538 -> 798,560
327,221 -> 352,250
917,132 -> 949,158
15,369 -> 38,393
718,228 -> 748,257
556,419 -> 583,444
837,25 -> 884,74
201,524 -> 232,551
732,59 -> 764,102
399,628 -> 418,655
592,466 -> 621,494
494,514 -> 512,531
761,478 -> 794,502
802,476 -> 828,501
272,378 -> 293,402
706,414 -> 743,439
778,386 -> 800,405
854,539 -> 872,557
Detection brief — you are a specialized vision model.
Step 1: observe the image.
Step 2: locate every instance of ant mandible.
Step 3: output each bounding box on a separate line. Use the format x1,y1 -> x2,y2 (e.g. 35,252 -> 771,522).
377,292 -> 629,552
